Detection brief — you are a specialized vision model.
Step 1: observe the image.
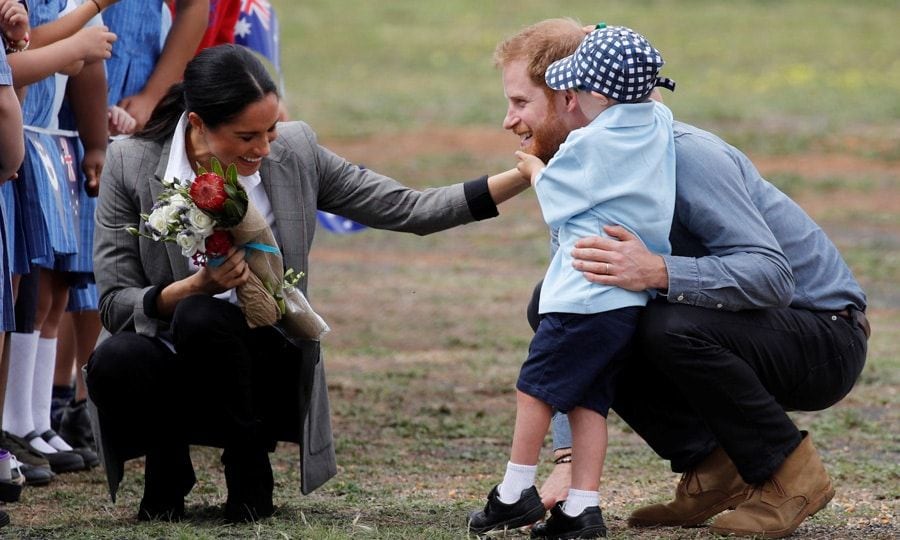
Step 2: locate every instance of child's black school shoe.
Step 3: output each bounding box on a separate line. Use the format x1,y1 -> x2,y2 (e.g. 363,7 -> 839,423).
467,485 -> 546,534
530,502 -> 607,539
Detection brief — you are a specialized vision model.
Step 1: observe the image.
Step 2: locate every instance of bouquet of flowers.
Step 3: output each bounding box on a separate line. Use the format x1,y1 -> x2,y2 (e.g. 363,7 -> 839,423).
128,158 -> 330,340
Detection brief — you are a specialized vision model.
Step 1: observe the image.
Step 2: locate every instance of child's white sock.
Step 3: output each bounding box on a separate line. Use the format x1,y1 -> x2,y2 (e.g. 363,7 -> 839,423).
3,332 -> 39,437
498,461 -> 537,504
562,488 -> 599,517
32,338 -> 57,433
33,338 -> 73,451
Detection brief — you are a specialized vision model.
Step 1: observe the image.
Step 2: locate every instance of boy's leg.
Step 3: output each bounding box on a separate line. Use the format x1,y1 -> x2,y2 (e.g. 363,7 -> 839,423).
509,390 -> 552,465
568,406 -> 606,493
499,390 -> 552,503
467,390 -> 549,534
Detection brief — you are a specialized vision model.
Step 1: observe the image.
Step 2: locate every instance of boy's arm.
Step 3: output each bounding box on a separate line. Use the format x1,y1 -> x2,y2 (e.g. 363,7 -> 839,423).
66,58 -> 108,195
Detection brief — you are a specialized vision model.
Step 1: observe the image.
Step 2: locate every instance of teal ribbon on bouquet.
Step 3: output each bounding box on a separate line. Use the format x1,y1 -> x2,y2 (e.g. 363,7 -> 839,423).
207,242 -> 281,267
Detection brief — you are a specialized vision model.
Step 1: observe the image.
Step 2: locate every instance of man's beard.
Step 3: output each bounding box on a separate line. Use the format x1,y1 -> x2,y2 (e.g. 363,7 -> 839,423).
529,106 -> 570,163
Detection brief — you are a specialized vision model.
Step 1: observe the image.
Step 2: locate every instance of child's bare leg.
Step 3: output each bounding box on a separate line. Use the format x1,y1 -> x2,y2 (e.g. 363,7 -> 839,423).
565,406 -> 607,516
510,389 -> 552,465
498,389 -> 552,503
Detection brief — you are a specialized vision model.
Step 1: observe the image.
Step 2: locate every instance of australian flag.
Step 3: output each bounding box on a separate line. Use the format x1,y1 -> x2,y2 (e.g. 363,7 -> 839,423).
233,0 -> 281,72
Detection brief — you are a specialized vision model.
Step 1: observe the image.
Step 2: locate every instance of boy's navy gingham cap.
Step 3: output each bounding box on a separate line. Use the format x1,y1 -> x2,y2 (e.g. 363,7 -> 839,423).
545,25 -> 676,103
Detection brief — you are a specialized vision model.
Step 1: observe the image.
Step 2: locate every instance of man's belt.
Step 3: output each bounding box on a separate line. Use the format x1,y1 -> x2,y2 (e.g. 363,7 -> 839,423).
836,309 -> 871,340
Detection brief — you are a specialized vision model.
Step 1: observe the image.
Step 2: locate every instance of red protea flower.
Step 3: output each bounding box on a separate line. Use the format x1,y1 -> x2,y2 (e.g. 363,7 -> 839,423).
204,230 -> 234,259
190,172 -> 228,212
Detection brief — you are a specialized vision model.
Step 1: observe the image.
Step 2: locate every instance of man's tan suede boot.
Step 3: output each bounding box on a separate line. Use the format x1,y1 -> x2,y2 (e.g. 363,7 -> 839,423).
710,432 -> 834,538
628,447 -> 750,527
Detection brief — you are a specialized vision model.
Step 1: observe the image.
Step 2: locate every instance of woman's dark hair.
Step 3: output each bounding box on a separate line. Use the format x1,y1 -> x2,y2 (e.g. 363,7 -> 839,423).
137,44 -> 279,141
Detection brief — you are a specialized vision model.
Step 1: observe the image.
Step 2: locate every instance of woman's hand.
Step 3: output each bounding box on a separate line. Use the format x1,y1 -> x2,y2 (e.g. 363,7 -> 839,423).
194,247 -> 251,295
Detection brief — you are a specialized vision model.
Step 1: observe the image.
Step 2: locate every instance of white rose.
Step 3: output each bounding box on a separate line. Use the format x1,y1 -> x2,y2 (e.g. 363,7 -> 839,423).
147,205 -> 173,237
187,207 -> 215,235
176,230 -> 203,257
169,193 -> 189,207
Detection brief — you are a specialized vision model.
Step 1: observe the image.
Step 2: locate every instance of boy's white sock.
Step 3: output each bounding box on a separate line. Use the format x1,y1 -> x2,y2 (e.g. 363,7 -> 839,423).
33,338 -> 72,451
562,488 -> 599,517
498,461 -> 537,504
3,332 -> 39,437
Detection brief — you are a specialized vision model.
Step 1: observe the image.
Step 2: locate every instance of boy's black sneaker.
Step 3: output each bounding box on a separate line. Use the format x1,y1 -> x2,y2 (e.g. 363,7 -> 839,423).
468,485 -> 546,534
530,502 -> 607,539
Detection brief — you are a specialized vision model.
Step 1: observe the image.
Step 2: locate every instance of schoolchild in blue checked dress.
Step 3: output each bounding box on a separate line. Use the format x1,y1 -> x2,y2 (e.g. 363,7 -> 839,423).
2,0 -> 114,475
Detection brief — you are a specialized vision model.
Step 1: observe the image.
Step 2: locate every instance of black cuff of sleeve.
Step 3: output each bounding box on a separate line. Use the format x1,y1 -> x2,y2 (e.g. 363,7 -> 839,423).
463,176 -> 499,221
142,284 -> 168,320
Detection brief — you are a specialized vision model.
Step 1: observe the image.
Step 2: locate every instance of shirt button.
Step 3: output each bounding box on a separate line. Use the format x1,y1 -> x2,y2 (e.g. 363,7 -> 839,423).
716,303 -> 723,309
677,294 -> 684,301
831,315 -> 838,321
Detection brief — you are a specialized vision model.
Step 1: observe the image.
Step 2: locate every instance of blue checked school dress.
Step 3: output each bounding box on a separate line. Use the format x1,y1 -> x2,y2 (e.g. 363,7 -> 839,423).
16,0 -> 77,272
103,0 -> 163,105
0,49 -> 15,330
52,131 -> 99,311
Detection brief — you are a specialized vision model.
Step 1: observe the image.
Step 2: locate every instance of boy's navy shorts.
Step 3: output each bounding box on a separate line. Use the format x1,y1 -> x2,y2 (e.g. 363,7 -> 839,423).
516,306 -> 641,416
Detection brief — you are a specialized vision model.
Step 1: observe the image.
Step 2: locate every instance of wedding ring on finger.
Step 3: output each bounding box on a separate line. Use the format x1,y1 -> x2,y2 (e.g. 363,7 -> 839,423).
605,262 -> 611,275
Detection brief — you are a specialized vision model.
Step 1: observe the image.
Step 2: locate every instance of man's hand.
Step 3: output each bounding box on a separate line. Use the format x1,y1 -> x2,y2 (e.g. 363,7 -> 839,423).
515,150 -> 545,186
572,225 -> 669,291
539,459 -> 572,510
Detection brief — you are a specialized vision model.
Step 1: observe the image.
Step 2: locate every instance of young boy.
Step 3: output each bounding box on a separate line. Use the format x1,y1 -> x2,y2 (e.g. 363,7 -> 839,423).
468,25 -> 677,538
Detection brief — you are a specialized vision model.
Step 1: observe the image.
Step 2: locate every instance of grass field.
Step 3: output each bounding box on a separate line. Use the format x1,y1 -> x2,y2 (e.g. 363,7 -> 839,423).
9,1 -> 899,538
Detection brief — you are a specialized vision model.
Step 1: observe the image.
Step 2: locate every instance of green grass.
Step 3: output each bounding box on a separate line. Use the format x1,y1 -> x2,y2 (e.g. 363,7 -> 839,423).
276,0 -> 900,152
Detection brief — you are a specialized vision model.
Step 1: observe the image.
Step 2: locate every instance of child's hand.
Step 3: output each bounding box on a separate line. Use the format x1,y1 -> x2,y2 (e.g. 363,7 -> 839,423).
108,105 -> 136,136
117,91 -> 156,132
1,0 -> 30,45
515,150 -> 545,186
71,25 -> 117,63
82,147 -> 105,197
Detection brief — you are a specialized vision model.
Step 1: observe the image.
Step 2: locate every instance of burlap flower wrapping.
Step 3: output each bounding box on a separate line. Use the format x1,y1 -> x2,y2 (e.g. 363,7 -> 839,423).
230,202 -> 330,339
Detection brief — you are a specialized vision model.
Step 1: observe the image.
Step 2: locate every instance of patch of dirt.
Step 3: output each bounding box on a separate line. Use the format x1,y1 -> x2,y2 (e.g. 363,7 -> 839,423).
324,125 -> 900,232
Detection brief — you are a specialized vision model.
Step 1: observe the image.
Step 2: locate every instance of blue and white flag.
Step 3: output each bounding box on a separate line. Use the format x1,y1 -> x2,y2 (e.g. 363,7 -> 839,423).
316,212 -> 368,234
234,0 -> 281,72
